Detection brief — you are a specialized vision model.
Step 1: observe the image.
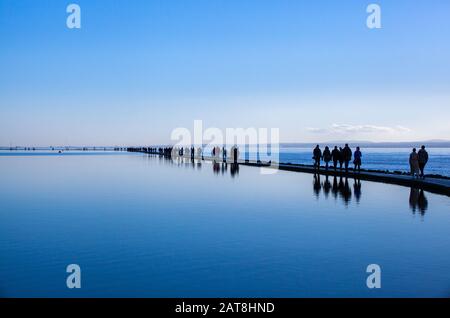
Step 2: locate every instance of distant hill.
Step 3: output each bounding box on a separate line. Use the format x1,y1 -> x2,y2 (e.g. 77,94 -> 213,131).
281,140 -> 450,148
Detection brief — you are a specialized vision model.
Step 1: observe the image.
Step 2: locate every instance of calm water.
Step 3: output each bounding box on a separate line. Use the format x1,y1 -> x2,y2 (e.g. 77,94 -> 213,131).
0,152 -> 450,297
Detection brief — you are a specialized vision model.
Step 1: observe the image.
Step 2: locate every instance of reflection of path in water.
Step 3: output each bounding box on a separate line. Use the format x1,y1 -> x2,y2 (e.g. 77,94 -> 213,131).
409,188 -> 428,216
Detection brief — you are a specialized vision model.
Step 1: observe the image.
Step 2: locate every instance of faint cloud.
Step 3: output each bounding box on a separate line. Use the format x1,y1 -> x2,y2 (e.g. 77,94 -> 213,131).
307,124 -> 412,135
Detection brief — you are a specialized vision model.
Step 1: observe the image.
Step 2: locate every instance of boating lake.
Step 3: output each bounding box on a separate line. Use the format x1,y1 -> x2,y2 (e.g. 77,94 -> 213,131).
0,152 -> 449,297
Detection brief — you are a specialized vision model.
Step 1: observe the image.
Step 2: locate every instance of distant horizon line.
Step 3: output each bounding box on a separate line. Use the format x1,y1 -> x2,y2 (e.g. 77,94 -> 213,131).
2,139 -> 450,149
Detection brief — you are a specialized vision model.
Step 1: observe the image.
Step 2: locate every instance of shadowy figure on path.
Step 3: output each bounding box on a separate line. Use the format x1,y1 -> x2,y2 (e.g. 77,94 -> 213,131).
343,144 -> 352,173
331,146 -> 340,171
338,147 -> 344,171
409,148 -> 420,178
418,145 -> 429,179
313,145 -> 322,171
197,147 -> 203,160
231,146 -> 239,164
222,146 -> 227,163
323,146 -> 332,171
353,146 -> 362,173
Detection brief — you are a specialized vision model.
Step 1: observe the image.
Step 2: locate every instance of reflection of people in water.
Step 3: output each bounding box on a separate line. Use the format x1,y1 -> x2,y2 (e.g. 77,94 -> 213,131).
353,178 -> 362,203
313,174 -> 321,198
315,175 -> 357,206
230,163 -> 239,177
332,176 -> 339,199
409,188 -> 428,216
213,160 -> 220,174
339,177 -> 352,205
323,175 -> 332,197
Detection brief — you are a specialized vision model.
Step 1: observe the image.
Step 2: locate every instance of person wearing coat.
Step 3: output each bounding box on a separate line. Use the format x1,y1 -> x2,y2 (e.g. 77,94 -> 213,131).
323,146 -> 332,170
313,145 -> 322,170
353,147 -> 362,173
342,144 -> 353,173
409,148 -> 420,178
417,145 -> 429,179
331,146 -> 340,171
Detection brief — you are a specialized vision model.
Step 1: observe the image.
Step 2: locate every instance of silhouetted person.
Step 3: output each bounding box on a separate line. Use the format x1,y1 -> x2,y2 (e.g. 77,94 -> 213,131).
331,146 -> 340,171
222,147 -> 227,162
215,146 -> 221,160
342,144 -> 352,173
313,145 -> 322,170
338,147 -> 344,171
409,148 -> 420,178
323,146 -> 332,170
418,145 -> 429,179
353,146 -> 362,173
231,146 -> 239,164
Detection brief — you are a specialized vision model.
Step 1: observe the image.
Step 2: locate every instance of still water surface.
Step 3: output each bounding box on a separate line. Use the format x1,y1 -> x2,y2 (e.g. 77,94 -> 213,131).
0,152 -> 449,297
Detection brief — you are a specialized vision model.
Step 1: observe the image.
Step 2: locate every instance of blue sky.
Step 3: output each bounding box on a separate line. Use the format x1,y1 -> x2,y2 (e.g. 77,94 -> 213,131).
1,0 -> 449,146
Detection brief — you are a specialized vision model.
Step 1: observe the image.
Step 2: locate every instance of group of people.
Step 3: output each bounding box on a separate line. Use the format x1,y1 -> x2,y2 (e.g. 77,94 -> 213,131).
313,144 -> 430,178
131,145 -> 241,164
409,146 -> 429,179
132,144 -> 431,179
313,144 -> 362,173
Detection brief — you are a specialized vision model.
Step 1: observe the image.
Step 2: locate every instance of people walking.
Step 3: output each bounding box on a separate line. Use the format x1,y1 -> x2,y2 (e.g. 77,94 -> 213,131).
313,145 -> 322,170
323,146 -> 332,170
331,146 -> 340,171
342,144 -> 352,173
353,146 -> 362,173
417,145 -> 429,179
409,148 -> 420,178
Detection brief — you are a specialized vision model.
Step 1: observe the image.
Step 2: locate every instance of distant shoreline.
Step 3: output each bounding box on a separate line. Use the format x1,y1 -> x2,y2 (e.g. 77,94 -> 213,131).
2,141 -> 450,150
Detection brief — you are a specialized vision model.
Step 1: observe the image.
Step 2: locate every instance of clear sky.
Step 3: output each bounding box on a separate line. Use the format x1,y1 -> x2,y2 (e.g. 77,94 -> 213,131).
1,0 -> 449,146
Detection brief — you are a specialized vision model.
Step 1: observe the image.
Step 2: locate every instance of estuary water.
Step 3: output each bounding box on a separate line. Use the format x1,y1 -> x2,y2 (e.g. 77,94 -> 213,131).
0,152 -> 449,297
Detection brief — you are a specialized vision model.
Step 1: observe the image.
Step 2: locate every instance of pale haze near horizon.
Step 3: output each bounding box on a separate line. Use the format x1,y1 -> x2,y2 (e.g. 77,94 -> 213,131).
1,0 -> 449,146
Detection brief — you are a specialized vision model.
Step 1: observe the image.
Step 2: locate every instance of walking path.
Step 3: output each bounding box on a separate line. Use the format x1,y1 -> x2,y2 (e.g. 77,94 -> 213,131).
129,148 -> 450,197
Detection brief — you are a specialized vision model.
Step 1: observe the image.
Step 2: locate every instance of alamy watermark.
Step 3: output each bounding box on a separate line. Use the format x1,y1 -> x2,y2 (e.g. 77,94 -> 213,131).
171,120 -> 280,174
66,4 -> 81,29
66,264 -> 81,289
366,4 -> 382,29
366,264 -> 381,289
